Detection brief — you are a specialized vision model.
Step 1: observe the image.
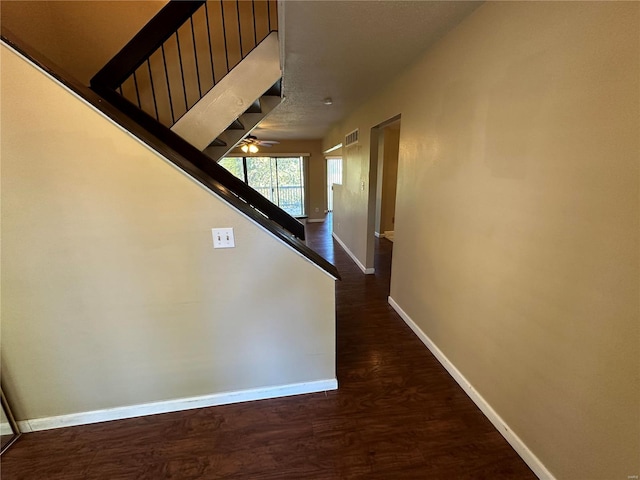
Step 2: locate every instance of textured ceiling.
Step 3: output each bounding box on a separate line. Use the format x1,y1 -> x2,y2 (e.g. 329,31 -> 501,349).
253,1 -> 481,142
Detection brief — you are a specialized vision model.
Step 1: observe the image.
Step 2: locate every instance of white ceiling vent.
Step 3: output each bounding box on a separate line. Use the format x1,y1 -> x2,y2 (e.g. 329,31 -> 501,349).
345,129 -> 359,146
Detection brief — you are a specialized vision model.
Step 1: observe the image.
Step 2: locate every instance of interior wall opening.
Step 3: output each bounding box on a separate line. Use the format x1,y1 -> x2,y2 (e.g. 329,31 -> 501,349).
366,115 -> 401,280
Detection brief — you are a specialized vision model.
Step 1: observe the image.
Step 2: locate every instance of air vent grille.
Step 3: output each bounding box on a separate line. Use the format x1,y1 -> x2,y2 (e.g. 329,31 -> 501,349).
345,129 -> 359,146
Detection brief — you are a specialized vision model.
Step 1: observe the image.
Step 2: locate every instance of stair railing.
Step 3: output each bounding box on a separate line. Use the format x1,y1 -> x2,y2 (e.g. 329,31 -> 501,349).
91,0 -> 278,128
89,1 -> 308,241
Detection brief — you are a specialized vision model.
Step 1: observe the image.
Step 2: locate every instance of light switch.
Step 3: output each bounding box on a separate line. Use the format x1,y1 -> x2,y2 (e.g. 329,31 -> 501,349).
212,228 -> 235,248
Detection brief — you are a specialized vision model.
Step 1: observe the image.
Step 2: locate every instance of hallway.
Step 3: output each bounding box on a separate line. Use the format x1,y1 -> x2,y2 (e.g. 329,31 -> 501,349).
2,218 -> 535,479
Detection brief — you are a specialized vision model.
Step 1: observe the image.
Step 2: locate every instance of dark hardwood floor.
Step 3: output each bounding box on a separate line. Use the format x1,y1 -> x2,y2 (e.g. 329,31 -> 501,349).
1,216 -> 536,479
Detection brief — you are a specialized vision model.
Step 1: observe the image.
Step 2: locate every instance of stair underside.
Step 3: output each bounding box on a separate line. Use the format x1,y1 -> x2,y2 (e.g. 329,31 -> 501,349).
170,32 -> 281,153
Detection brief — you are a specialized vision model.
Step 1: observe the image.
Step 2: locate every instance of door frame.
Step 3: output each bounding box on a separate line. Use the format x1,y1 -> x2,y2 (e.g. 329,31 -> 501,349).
365,114 -> 401,272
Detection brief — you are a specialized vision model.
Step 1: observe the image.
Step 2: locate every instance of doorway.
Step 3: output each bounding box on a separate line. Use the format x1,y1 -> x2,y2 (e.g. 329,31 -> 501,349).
365,115 -> 401,276
326,157 -> 342,212
374,121 -> 400,242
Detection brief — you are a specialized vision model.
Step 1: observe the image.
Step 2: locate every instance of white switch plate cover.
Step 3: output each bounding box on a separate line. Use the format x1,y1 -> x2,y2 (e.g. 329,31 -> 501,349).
212,228 -> 235,248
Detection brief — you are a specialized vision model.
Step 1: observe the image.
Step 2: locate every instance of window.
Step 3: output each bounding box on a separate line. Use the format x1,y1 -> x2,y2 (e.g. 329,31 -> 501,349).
219,156 -> 306,217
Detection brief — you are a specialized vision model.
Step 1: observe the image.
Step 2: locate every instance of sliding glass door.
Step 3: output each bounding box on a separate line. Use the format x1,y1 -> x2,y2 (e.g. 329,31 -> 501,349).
245,157 -> 276,203
273,157 -> 305,216
220,156 -> 305,217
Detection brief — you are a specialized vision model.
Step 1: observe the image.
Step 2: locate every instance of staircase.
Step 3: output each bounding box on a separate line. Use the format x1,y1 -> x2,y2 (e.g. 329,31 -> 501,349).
92,1 -> 282,158
89,1 -> 313,243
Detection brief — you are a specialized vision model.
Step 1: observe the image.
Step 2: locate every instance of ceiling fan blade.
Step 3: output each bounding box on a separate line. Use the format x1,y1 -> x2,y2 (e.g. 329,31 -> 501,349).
259,140 -> 280,145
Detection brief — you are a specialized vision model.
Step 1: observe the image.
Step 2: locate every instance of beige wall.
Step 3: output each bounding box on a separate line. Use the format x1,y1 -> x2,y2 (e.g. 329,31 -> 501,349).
332,141 -> 369,264
229,139 -> 327,221
324,2 -> 639,479
1,44 -> 335,421
1,0 -> 167,86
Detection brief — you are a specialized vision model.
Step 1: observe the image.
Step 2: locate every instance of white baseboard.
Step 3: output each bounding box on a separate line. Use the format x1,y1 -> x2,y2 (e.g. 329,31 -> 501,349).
17,378 -> 338,433
332,232 -> 375,274
306,218 -> 325,223
387,296 -> 554,480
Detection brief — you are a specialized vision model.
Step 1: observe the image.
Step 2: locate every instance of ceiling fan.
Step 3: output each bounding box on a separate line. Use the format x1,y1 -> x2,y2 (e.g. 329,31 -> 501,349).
238,135 -> 279,153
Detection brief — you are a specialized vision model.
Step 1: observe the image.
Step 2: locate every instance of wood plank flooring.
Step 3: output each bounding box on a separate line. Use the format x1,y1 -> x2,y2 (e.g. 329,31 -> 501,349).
1,217 -> 536,479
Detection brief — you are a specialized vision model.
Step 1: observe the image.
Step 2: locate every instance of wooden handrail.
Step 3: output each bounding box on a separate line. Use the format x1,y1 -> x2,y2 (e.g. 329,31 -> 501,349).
91,1 -> 205,90
88,0 -> 307,241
